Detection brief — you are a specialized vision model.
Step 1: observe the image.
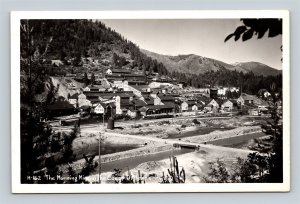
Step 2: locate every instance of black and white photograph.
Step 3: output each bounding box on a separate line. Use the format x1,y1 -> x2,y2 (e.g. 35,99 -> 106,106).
11,11 -> 290,193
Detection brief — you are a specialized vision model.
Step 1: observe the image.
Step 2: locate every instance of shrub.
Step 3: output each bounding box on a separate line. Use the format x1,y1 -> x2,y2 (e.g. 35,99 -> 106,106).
192,119 -> 200,125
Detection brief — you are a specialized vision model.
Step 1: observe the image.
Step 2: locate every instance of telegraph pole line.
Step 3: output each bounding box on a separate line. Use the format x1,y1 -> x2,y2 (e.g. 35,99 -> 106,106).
98,132 -> 101,184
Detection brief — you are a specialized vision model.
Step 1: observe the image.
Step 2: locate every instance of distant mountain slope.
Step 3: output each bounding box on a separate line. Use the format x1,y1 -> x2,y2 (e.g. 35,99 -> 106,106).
141,49 -> 281,76
231,62 -> 282,76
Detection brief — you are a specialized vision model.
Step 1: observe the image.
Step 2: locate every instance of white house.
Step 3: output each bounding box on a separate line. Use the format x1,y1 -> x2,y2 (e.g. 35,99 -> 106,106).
181,101 -> 188,112
83,86 -> 91,92
106,68 -> 112,75
94,103 -> 105,114
237,93 -> 255,105
78,93 -> 92,107
237,93 -> 263,106
204,99 -> 219,112
192,104 -> 199,111
208,99 -> 219,108
221,100 -> 234,111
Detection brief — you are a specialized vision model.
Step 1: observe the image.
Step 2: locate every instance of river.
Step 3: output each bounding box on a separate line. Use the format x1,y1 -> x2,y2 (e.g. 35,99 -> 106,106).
99,148 -> 193,173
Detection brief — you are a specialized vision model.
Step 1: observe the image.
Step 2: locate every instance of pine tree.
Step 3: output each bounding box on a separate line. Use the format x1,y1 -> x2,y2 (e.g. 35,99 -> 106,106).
84,72 -> 89,86
91,73 -> 95,85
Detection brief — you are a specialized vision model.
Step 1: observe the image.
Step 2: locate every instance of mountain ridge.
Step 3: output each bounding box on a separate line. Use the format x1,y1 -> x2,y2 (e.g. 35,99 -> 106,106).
141,49 -> 281,76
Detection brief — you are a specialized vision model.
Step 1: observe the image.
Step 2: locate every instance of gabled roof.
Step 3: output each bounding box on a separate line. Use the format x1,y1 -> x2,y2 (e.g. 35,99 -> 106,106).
95,102 -> 106,108
193,103 -> 204,108
115,92 -> 135,98
146,104 -> 174,110
255,99 -> 269,107
83,91 -> 135,99
139,106 -> 149,112
130,85 -> 143,92
162,101 -> 175,107
88,82 -> 111,90
242,104 -> 258,109
196,96 -> 211,104
132,99 -> 147,107
186,100 -> 197,105
106,102 -> 116,108
111,68 -> 132,74
229,99 -> 237,104
215,99 -> 224,105
144,97 -> 154,105
240,93 -> 259,101
157,94 -> 175,101
130,85 -> 149,92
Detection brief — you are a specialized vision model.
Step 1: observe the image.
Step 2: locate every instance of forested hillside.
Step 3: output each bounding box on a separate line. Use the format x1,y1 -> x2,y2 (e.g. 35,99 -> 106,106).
141,49 -> 281,77
20,19 -> 282,95
20,19 -> 169,76
169,69 -> 282,94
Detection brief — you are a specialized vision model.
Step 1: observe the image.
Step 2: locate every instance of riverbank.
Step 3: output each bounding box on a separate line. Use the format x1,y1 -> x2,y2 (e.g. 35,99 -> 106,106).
182,126 -> 262,143
85,145 -> 251,184
109,116 -> 265,139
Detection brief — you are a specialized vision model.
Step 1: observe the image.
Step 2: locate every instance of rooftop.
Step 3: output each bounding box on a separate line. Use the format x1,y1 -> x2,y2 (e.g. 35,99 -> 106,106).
157,94 -> 175,101
240,93 -> 259,101
111,68 -> 132,74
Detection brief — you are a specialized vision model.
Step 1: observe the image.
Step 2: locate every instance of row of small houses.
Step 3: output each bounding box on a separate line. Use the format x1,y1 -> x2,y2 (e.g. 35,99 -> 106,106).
46,90 -> 271,118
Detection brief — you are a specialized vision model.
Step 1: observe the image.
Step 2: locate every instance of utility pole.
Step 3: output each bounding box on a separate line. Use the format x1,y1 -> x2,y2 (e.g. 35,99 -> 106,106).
98,132 -> 101,184
103,107 -> 105,127
103,113 -> 105,127
132,101 -> 136,127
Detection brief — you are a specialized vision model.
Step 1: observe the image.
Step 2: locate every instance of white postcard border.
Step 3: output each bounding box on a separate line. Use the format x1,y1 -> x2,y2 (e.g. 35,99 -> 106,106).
11,10 -> 290,193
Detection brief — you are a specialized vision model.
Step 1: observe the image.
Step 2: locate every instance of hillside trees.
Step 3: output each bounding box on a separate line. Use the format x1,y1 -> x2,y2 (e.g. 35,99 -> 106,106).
227,19 -> 283,182
22,19 -> 282,95
214,18 -> 284,183
170,68 -> 281,94
20,19 -> 57,183
25,19 -> 170,78
112,53 -> 129,68
90,73 -> 95,85
84,72 -> 89,86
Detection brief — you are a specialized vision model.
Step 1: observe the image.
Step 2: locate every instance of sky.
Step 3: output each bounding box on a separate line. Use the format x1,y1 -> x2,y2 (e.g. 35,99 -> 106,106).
100,19 -> 282,70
